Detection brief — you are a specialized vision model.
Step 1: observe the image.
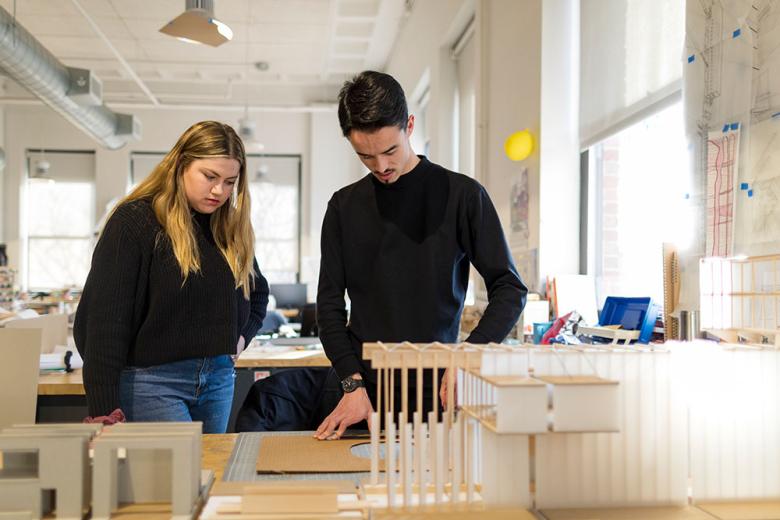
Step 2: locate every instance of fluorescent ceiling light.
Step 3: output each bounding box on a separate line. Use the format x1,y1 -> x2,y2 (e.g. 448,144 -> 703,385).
159,0 -> 233,47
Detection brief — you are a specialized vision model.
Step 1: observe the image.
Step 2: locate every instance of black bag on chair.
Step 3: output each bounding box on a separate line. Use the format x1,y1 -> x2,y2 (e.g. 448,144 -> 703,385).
234,367 -> 336,432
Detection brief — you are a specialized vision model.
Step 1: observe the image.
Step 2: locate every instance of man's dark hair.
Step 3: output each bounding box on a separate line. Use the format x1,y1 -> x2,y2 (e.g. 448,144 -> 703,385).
337,70 -> 408,137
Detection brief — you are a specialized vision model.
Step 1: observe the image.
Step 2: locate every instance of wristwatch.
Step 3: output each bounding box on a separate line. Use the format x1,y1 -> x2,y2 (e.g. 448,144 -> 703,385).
341,376 -> 366,393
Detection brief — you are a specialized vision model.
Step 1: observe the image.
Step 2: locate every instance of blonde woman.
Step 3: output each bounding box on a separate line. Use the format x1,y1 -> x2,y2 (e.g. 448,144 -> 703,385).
74,121 -> 268,433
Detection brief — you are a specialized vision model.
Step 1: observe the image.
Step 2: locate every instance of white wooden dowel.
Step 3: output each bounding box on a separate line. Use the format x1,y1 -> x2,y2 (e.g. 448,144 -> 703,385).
404,422 -> 413,507
398,411 -> 406,506
429,411 -> 441,505
417,418 -> 427,505
377,354 -> 383,421
386,412 -> 396,509
466,420 -> 475,503
436,421 -> 445,503
402,352 -> 409,421
442,409 -> 450,488
370,411 -> 379,485
452,416 -> 462,504
413,411 -> 421,486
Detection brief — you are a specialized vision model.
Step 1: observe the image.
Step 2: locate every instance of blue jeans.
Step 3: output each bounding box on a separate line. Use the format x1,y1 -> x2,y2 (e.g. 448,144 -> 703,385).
119,355 -> 235,433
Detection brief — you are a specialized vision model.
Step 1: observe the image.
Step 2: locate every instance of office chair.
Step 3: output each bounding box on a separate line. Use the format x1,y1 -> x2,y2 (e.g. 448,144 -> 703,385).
299,303 -> 318,337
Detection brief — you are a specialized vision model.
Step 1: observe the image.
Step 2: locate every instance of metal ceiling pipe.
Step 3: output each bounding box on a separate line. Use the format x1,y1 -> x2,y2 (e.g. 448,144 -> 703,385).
0,5 -> 138,150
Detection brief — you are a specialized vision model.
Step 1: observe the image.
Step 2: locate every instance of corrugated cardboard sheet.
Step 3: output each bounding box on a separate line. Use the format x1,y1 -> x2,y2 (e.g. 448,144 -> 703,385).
256,435 -> 385,474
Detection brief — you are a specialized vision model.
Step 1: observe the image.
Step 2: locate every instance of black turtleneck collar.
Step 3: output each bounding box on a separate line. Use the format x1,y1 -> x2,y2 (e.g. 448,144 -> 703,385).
370,155 -> 429,190
372,155 -> 448,244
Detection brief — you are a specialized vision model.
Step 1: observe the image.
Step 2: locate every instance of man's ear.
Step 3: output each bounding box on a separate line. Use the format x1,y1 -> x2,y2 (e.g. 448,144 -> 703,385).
405,114 -> 415,138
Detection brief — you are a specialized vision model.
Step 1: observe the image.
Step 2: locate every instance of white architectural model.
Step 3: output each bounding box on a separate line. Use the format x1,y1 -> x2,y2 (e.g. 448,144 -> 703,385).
700,253 -> 780,342
0,422 -> 207,520
361,341 -> 622,512
92,422 -> 203,520
0,424 -> 100,520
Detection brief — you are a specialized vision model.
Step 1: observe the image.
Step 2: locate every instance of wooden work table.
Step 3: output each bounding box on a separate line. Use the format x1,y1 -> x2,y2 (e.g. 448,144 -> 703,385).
35,345 -> 330,431
234,344 -> 329,368
38,368 -> 85,395
37,343 -> 330,396
202,433 -> 237,482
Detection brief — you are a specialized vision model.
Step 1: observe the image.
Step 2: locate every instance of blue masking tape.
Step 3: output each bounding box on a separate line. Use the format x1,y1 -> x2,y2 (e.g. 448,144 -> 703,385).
730,122 -> 739,130
688,55 -> 695,63
723,124 -> 730,132
748,189 -> 754,197
733,28 -> 741,38
741,183 -> 749,190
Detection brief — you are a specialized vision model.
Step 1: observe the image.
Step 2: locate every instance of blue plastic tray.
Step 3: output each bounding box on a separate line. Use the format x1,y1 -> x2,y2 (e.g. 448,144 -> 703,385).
598,297 -> 658,344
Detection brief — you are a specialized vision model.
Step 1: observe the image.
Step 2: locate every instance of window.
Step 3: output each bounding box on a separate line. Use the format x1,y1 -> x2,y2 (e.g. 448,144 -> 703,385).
130,151 -> 166,188
454,18 -> 476,178
411,85 -> 431,158
247,155 -> 301,284
587,101 -> 691,305
25,150 -> 95,290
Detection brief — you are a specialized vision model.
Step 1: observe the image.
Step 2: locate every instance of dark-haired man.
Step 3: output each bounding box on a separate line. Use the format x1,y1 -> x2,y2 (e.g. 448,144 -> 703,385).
315,70 -> 527,440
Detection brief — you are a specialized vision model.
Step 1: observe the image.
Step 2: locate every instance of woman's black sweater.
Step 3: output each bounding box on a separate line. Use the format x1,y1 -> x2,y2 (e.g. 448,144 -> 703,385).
74,199 -> 268,416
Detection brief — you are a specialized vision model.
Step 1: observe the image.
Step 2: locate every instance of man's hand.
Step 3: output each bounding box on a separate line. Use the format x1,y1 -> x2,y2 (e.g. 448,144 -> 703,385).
440,368 -> 458,410
314,385 -> 374,440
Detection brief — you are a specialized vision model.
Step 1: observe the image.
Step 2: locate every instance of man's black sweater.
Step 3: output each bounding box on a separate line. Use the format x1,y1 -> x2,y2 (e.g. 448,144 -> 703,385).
317,156 -> 527,381
74,199 -> 268,416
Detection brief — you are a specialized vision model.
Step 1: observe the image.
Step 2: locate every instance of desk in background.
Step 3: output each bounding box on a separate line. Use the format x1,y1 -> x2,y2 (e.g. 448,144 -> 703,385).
37,369 -> 88,423
38,369 -> 84,395
228,339 -> 329,432
36,341 -> 331,432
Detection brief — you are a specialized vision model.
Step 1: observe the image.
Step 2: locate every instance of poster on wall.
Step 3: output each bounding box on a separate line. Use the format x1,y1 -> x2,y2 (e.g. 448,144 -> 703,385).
510,167 -> 530,250
706,126 -> 740,257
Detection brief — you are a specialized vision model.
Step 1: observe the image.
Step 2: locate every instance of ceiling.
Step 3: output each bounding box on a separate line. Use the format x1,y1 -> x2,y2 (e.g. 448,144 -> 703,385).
0,0 -> 409,108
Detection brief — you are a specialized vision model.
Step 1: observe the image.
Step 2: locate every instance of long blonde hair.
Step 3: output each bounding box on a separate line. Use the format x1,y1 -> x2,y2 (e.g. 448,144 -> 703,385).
120,121 -> 255,298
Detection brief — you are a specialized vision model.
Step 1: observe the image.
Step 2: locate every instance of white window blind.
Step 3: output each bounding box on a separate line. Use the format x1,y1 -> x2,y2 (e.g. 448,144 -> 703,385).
580,0 -> 684,148
247,155 -> 301,284
25,151 -> 95,289
455,21 -> 476,178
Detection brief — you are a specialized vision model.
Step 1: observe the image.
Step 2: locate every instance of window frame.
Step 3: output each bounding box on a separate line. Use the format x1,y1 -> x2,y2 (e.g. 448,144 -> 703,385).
581,93 -> 687,305
24,148 -> 96,291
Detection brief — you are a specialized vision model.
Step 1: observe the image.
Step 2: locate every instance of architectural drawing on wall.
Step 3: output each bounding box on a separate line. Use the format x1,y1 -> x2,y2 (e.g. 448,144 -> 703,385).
510,167 -> 530,248
706,126 -> 740,256
687,0 -> 780,254
744,117 -> 780,246
748,0 -> 780,124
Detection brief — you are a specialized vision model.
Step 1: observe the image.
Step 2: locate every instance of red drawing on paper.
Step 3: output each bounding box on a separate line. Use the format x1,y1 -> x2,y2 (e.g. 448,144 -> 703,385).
706,128 -> 740,257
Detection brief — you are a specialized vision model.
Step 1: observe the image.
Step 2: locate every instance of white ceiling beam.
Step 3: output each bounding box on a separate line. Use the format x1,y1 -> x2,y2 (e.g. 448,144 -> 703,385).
363,0 -> 407,70
69,0 -> 160,106
320,0 -> 341,81
0,96 -> 337,113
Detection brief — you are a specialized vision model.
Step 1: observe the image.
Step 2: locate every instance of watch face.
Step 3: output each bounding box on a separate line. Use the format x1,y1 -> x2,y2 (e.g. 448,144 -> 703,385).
341,377 -> 362,393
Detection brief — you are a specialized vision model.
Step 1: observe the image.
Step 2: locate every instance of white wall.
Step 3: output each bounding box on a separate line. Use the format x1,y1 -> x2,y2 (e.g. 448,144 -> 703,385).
385,0 -> 474,170
305,111 -> 365,299
381,0 -> 581,298
475,0 -> 541,230
1,103 -> 362,289
539,0 -> 580,278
